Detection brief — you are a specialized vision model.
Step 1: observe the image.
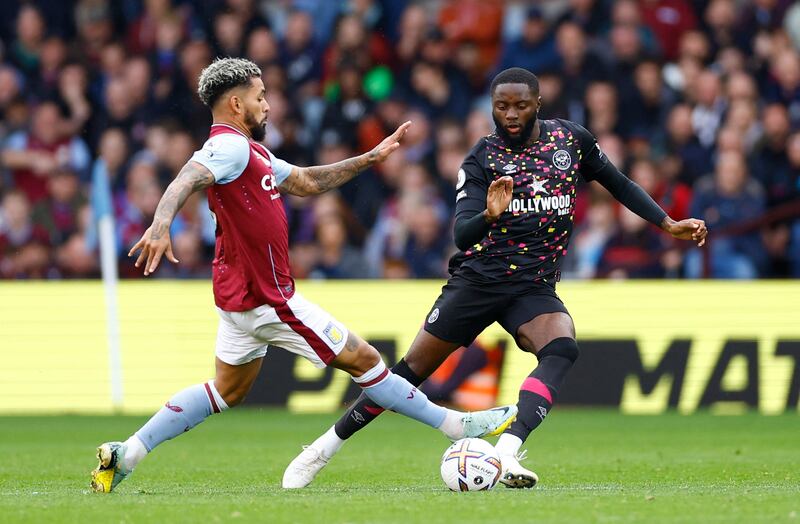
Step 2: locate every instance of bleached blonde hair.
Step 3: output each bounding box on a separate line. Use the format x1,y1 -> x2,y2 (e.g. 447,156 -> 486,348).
197,57 -> 262,107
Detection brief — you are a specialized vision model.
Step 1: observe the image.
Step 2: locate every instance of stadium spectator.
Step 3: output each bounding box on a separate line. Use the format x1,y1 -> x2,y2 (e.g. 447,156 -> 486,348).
630,158 -> 692,224
2,101 -> 90,203
495,7 -> 560,78
310,211 -> 370,279
752,103 -> 794,205
561,197 -> 616,279
395,3 -> 429,67
279,9 -> 321,96
554,21 -> 609,106
597,207 -> 669,278
664,103 -> 712,186
639,0 -> 698,60
557,0 -> 609,36
0,189 -> 50,278
31,168 -> 84,248
437,0 -> 503,75
766,49 -> 800,123
74,0 -> 115,66
687,151 -> 767,278
9,4 -> 46,80
627,59 -> 677,143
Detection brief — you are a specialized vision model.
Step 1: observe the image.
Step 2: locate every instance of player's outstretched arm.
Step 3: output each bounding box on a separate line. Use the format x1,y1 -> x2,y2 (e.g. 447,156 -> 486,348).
128,161 -> 215,276
279,121 -> 411,196
590,161 -> 708,247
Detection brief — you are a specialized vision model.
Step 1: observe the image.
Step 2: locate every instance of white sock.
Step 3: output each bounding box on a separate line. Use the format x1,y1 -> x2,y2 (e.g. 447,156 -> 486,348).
122,434 -> 148,471
495,433 -> 523,457
437,409 -> 465,440
312,426 -> 344,459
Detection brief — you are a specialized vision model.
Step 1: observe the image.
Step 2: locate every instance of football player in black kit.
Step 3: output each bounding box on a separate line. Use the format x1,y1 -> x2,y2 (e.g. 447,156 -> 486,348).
283,68 -> 708,489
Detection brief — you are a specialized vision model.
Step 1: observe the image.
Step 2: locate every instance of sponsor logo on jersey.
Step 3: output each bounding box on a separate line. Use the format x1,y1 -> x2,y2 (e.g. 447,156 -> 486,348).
502,163 -> 518,174
261,174 -> 277,191
506,194 -> 572,216
323,322 -> 344,345
553,149 -> 572,170
427,308 -> 440,324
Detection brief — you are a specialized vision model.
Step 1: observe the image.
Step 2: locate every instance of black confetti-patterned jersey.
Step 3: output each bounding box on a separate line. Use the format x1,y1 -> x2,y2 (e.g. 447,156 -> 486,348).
451,119 -> 607,287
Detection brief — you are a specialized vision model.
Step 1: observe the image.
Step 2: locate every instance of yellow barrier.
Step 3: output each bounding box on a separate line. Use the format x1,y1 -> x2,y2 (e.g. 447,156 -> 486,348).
1,280 -> 798,414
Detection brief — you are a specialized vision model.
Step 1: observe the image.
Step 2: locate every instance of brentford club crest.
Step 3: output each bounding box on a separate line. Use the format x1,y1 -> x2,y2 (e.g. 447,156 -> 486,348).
553,149 -> 572,170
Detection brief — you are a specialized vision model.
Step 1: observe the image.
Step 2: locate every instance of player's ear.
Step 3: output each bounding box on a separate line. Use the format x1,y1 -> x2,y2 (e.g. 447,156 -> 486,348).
228,94 -> 243,116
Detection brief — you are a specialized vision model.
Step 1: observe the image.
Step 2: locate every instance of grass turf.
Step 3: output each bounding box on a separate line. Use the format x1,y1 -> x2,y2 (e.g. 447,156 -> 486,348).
0,409 -> 798,523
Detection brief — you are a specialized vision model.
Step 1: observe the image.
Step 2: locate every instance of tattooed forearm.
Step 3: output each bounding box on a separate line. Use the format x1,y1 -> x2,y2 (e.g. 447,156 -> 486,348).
150,161 -> 215,241
285,152 -> 374,196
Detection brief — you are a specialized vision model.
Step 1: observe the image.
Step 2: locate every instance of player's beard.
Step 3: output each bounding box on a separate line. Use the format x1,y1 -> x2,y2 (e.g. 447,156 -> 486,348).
493,114 -> 537,148
246,112 -> 267,141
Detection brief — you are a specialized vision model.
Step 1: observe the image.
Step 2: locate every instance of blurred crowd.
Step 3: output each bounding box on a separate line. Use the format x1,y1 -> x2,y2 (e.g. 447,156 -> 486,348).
0,0 -> 799,280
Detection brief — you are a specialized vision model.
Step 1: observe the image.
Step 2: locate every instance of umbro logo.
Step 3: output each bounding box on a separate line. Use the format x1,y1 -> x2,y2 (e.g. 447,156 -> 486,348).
351,410 -> 365,424
537,406 -> 548,420
502,163 -> 518,174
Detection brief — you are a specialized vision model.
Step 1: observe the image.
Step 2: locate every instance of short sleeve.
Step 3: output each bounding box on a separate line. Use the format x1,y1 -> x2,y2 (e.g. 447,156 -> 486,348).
189,133 -> 250,184
267,150 -> 296,185
560,120 -> 609,182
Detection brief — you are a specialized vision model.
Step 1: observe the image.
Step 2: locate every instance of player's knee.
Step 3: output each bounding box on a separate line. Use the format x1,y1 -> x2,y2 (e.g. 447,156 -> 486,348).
517,332 -> 536,354
537,337 -> 579,363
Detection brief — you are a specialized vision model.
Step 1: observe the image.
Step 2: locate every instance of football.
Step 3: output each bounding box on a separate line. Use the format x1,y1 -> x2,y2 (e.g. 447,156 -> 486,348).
440,438 -> 502,491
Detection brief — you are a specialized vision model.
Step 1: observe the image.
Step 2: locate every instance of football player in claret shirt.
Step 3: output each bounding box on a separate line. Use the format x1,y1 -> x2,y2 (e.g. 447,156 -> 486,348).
284,68 -> 708,489
89,58 -> 517,493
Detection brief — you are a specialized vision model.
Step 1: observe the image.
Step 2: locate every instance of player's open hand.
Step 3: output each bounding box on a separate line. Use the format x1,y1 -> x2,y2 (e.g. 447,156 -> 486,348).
486,176 -> 514,221
128,224 -> 179,276
664,217 -> 708,247
369,121 -> 411,163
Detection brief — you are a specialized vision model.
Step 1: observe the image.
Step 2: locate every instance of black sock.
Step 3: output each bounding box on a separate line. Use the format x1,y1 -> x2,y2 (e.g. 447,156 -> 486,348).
505,337 -> 578,442
334,359 -> 424,440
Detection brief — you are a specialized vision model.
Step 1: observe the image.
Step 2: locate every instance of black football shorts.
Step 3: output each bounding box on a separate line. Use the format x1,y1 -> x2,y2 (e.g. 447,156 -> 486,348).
423,269 -> 570,348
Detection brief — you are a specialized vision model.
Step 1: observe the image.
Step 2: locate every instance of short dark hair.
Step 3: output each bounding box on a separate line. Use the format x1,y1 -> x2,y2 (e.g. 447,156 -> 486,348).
197,58 -> 262,107
490,67 -> 539,95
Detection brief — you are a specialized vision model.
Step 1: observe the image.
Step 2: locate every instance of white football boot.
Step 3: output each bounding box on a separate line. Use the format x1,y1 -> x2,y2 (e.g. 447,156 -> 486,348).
455,405 -> 519,439
282,445 -> 330,489
499,449 -> 539,488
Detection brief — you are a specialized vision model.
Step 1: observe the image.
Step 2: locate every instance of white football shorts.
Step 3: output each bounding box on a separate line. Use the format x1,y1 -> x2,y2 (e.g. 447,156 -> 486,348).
215,292 -> 349,367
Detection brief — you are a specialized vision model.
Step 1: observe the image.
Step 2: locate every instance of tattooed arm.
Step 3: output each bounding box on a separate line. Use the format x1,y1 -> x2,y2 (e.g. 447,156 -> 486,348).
279,121 -> 411,196
128,161 -> 215,275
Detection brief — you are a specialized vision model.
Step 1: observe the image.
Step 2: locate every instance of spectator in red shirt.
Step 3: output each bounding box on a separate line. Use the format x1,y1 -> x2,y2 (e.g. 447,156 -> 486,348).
639,0 -> 698,60
1,101 -> 91,203
438,0 -> 503,75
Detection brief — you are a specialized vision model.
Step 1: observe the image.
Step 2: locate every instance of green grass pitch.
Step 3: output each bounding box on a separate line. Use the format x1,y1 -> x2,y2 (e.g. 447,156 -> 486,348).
0,409 -> 798,523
